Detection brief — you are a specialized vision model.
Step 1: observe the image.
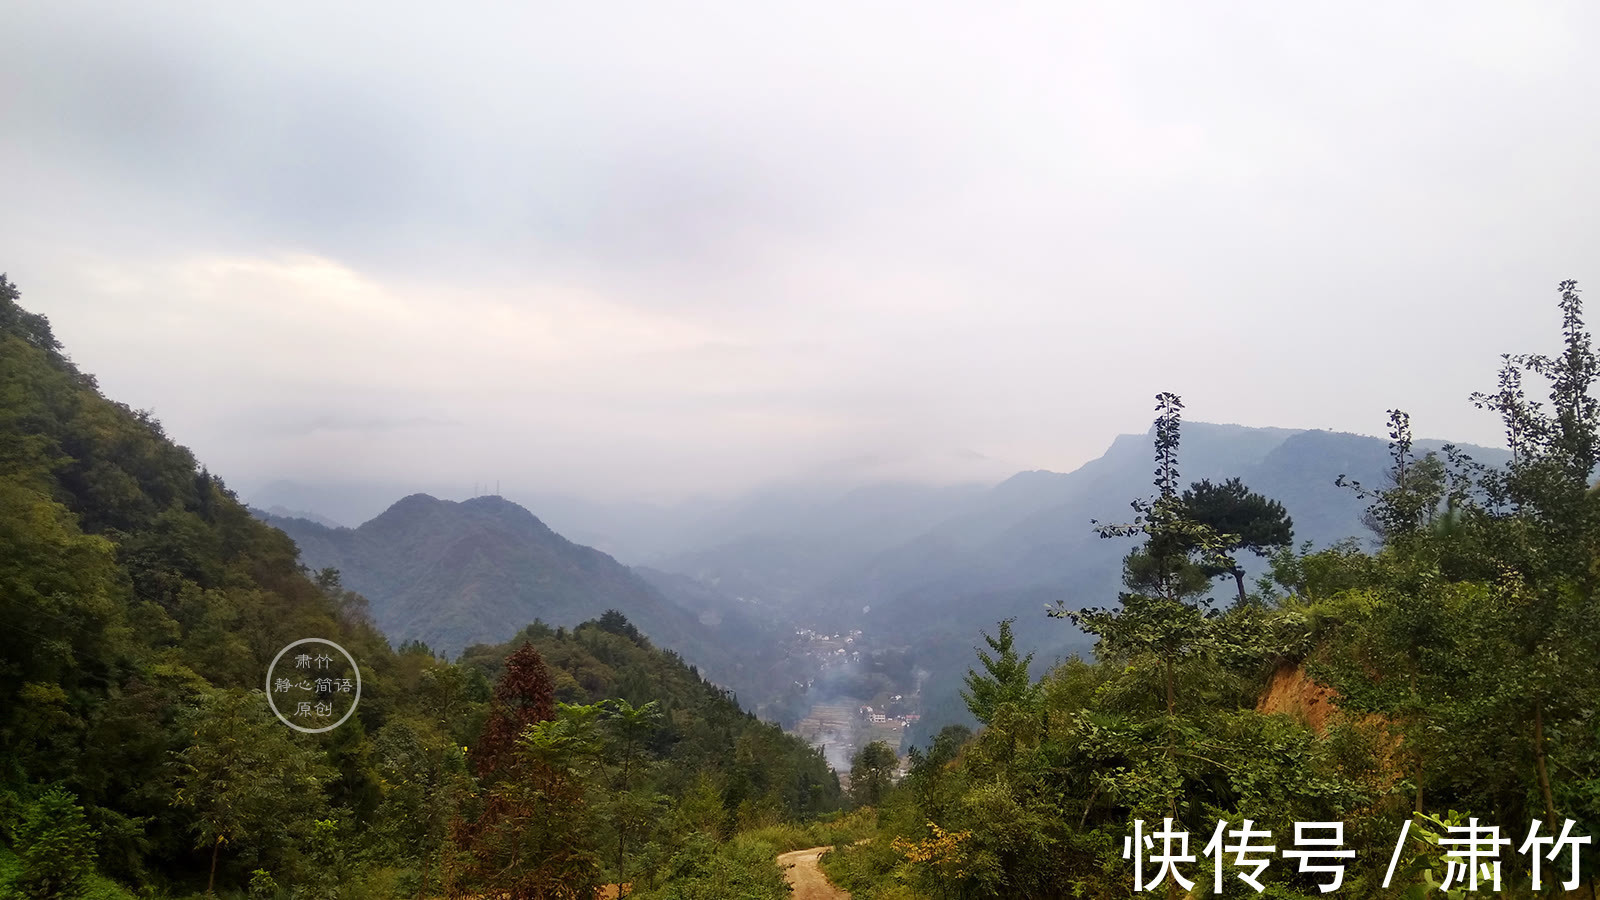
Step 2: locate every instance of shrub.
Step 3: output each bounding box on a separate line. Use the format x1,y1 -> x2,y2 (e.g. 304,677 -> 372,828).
14,788 -> 99,900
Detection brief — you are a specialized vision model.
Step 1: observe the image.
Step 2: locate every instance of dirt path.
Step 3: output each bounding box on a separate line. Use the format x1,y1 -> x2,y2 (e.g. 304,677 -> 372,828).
777,846 -> 849,900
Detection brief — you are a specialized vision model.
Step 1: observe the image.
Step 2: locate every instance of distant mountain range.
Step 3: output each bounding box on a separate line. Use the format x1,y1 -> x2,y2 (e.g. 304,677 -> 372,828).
254,494 -> 779,699
658,423 -> 1510,636
259,504 -> 344,529
625,422 -> 1509,745
253,421 -> 1511,747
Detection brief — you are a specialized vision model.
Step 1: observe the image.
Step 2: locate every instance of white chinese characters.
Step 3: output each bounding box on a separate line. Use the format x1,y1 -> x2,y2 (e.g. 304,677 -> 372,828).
1125,817 -> 1591,893
265,638 -> 363,734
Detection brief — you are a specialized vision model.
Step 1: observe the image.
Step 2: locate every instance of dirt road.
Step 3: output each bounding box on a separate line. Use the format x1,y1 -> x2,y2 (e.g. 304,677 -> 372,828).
777,846 -> 849,900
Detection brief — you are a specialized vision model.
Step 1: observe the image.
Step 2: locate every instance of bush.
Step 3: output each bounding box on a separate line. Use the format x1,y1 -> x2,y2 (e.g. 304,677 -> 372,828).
247,869 -> 278,900
741,808 -> 877,853
817,838 -> 905,899
14,788 -> 99,900
633,834 -> 791,900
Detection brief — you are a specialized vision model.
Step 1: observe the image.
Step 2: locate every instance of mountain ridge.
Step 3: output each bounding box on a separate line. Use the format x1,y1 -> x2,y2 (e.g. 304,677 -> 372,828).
255,493 -> 777,698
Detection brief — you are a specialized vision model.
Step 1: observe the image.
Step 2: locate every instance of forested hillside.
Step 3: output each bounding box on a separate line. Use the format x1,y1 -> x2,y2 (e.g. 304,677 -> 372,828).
257,496 -> 779,696
0,275 -> 839,899
11,265 -> 1600,900
821,282 -> 1600,898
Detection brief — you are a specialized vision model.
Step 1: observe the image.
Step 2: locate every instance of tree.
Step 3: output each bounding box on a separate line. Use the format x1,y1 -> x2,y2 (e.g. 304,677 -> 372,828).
1465,279 -> 1600,826
597,609 -> 645,645
0,272 -> 68,359
1059,393 -> 1235,720
647,832 -> 792,900
467,703 -> 607,898
1320,281 -> 1600,838
1338,410 -> 1453,544
471,642 -> 557,780
1053,393 -> 1244,900
13,787 -> 99,900
601,699 -> 664,896
849,741 -> 898,808
370,720 -> 470,900
1180,477 -> 1294,604
458,648 -> 603,899
904,725 -> 971,824
1119,543 -> 1211,601
171,688 -> 332,894
961,619 -> 1035,727
0,479 -> 121,784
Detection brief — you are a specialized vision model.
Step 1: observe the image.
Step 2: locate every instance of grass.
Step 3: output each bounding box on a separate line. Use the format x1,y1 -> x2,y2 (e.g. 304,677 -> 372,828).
741,808 -> 877,853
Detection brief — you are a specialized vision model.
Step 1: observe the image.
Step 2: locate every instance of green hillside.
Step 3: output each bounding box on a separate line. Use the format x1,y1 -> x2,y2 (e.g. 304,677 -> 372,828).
822,283 -> 1600,898
0,274 -> 837,899
258,495 -> 779,698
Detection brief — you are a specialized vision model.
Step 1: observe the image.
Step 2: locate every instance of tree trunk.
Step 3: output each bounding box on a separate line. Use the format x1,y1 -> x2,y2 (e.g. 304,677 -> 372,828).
1413,757 -> 1424,814
1534,701 -> 1559,824
1163,659 -> 1177,900
208,836 -> 221,895
619,743 -> 633,897
618,831 -> 627,898
1167,794 -> 1179,900
1232,569 -> 1248,605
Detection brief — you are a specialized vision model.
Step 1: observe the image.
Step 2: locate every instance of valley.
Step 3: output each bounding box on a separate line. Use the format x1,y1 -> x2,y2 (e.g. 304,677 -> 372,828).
251,422 -> 1511,772
6,5 -> 1591,894
8,272 -> 1597,899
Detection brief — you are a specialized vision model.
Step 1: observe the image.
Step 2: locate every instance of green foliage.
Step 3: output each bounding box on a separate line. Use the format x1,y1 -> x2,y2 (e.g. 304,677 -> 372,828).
366,718 -> 468,896
452,701 -> 608,898
1181,476 -> 1294,602
246,868 -> 277,900
170,688 -> 334,893
16,266 -> 1600,898
960,619 -> 1034,727
460,620 -> 841,827
632,834 -> 792,900
13,788 -> 99,900
739,808 -> 877,854
828,281 -> 1600,898
1,278 -> 837,899
850,742 -> 899,808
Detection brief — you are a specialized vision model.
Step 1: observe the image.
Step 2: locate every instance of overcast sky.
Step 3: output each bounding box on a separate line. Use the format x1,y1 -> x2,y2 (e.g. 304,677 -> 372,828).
4,2 -> 1597,502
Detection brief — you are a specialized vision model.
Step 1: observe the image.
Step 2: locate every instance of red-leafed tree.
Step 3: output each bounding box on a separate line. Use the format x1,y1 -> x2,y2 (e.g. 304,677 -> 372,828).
470,642 -> 556,780
450,643 -> 602,899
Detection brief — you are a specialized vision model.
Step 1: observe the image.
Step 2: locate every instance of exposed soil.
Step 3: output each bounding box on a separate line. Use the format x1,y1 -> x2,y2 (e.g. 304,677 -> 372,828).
777,846 -> 850,900
1257,663 -> 1337,733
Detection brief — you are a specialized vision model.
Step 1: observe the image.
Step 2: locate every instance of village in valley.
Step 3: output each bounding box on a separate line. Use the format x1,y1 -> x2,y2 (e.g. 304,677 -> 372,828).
777,626 -> 925,776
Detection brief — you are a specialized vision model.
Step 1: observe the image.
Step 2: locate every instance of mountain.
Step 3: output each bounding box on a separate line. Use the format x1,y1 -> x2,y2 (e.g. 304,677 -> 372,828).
260,504 -> 344,529
0,274 -> 403,888
256,494 -> 779,695
644,481 -> 995,608
631,421 -> 1509,747
0,275 -> 851,897
799,422 -> 1508,636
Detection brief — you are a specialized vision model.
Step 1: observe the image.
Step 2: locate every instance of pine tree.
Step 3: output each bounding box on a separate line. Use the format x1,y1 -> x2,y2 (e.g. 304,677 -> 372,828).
1180,477 -> 1294,603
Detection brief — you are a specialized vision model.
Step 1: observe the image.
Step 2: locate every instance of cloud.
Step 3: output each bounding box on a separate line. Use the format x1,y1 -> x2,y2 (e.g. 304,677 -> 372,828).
3,1 -> 1596,498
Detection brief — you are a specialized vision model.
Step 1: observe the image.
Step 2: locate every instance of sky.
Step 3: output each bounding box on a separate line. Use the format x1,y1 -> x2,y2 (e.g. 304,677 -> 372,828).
4,2 -> 1598,503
